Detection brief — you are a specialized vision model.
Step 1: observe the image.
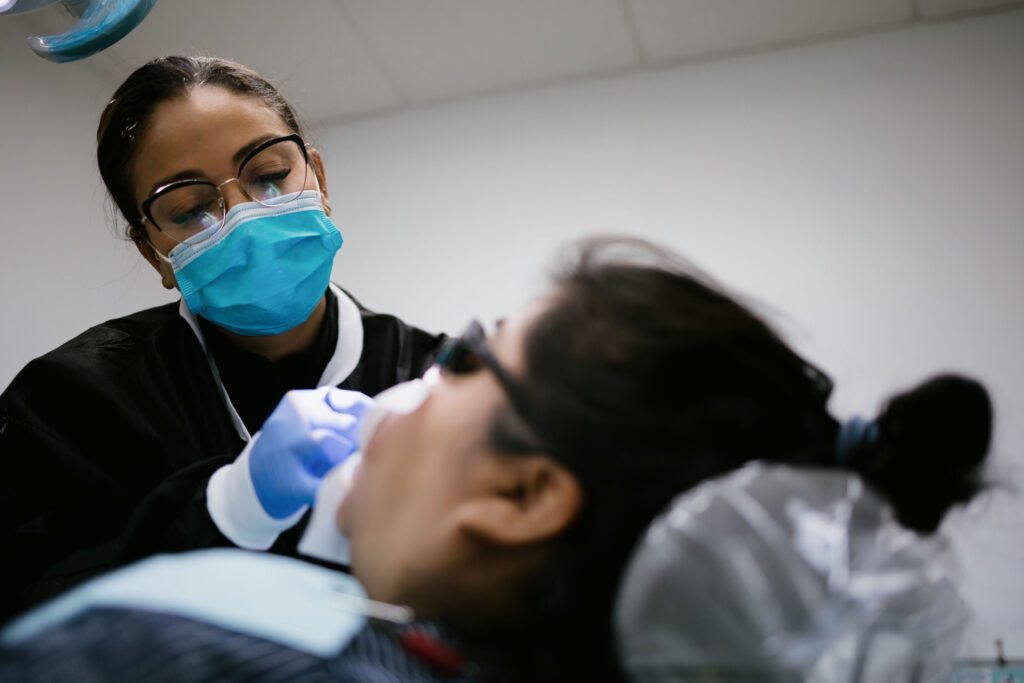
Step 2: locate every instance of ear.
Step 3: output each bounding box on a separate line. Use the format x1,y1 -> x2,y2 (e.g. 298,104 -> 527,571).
454,454 -> 583,547
309,148 -> 331,216
134,236 -> 177,290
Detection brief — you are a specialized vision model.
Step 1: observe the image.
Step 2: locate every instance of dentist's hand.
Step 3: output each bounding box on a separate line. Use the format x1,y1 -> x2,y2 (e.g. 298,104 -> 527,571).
249,387 -> 374,519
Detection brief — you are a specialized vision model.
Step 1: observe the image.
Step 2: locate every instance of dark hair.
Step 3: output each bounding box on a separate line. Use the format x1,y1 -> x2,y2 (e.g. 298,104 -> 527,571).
856,374 -> 991,533
96,56 -> 305,245
480,237 -> 992,683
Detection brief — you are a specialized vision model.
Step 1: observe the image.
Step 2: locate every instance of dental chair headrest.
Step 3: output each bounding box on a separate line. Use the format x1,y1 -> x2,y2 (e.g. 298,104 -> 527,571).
614,463 -> 966,683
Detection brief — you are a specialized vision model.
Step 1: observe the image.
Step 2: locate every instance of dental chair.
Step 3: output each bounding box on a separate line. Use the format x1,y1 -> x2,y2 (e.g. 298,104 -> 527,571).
616,463 -> 966,683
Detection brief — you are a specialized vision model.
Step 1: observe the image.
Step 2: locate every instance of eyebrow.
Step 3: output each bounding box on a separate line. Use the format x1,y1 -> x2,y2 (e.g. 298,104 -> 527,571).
146,134 -> 282,197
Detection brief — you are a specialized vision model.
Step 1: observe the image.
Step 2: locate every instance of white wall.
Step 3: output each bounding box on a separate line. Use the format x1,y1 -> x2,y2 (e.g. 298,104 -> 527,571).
0,19 -> 176,390
320,9 -> 1024,657
1,4 -> 1021,661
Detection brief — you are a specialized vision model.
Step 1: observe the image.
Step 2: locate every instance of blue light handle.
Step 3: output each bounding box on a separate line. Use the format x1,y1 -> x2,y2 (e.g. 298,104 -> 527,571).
26,0 -> 157,63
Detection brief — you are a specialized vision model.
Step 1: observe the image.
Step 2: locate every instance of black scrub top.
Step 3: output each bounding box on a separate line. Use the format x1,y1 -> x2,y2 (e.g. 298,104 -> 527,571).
0,287 -> 445,622
197,287 -> 340,435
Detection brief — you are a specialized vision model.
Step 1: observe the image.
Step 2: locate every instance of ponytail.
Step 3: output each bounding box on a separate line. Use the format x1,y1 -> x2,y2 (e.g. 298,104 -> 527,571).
845,374 -> 992,533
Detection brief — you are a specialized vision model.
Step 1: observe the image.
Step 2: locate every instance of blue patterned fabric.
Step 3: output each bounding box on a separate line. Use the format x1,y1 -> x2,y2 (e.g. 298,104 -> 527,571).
0,607 -> 467,683
2,550 -> 367,656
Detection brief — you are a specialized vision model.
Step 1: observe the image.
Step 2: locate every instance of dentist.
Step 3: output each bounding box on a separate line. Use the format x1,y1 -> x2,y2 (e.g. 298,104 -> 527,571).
0,56 -> 444,621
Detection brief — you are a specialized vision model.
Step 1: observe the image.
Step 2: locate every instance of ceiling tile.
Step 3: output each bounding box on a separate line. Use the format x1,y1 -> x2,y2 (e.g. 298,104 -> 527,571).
91,0 -> 401,122
627,0 -> 913,63
918,0 -> 1024,16
338,0 -> 639,103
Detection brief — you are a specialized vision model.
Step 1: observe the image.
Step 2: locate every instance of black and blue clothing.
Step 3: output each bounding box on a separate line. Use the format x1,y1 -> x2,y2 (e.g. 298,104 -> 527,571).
0,550 -> 471,683
0,286 -> 444,622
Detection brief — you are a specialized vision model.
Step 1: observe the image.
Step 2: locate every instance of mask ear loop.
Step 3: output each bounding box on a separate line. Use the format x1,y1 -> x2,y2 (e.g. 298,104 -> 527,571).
305,145 -> 331,214
149,240 -> 173,265
134,220 -> 174,264
135,205 -> 182,265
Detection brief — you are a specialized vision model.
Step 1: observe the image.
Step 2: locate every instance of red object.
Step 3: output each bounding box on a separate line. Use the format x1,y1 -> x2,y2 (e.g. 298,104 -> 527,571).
400,628 -> 464,677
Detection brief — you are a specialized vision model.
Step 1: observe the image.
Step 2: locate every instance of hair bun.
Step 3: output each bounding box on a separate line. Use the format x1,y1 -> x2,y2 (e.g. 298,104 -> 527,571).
868,374 -> 993,533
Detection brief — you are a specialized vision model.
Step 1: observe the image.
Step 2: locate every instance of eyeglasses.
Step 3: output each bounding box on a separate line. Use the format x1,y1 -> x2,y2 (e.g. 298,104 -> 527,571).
139,134 -> 313,244
435,320 -> 544,448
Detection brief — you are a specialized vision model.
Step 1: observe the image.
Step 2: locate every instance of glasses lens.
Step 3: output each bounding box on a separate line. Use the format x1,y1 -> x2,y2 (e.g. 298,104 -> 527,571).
437,337 -> 482,376
149,183 -> 224,242
239,138 -> 309,205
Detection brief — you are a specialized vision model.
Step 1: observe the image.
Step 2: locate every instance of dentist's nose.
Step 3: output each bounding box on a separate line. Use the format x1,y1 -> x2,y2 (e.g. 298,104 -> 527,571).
218,177 -> 249,211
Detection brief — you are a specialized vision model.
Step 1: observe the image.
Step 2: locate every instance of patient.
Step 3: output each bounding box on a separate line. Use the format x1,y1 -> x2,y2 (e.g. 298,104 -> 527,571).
0,237 -> 992,683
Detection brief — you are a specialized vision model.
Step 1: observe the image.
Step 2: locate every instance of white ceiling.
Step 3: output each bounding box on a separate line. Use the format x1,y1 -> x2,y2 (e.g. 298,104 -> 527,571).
10,0 -> 1024,124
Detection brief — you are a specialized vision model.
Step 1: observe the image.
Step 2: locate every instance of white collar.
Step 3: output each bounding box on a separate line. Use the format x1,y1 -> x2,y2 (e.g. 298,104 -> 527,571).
177,283 -> 365,442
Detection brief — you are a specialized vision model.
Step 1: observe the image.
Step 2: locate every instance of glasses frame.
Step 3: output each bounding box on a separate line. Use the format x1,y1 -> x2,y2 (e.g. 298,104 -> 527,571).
436,320 -> 546,449
138,133 -> 312,243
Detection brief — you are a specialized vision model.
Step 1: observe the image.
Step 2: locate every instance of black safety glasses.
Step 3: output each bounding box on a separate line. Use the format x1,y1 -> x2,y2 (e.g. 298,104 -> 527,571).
435,320 -> 544,448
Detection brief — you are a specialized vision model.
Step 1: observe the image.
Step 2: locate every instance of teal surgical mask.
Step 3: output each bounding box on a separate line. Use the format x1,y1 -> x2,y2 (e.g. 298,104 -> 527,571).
157,190 -> 342,336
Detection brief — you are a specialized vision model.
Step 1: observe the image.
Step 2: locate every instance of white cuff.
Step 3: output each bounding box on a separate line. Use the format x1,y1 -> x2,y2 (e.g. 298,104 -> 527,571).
206,433 -> 307,550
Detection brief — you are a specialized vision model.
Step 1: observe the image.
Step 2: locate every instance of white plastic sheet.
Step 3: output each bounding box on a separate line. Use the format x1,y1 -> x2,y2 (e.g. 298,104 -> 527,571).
616,463 -> 966,683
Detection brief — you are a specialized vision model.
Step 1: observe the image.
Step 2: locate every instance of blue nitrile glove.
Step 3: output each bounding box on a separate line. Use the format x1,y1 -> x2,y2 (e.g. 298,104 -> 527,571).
249,387 -> 374,519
